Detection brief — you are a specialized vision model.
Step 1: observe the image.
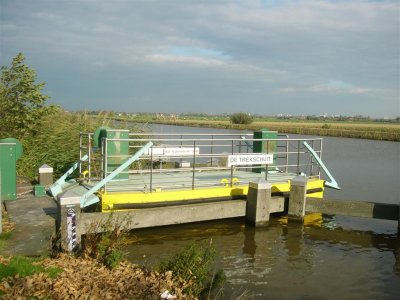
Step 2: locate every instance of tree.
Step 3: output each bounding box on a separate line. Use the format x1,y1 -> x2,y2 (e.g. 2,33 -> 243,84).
230,112 -> 253,125
0,53 -> 55,138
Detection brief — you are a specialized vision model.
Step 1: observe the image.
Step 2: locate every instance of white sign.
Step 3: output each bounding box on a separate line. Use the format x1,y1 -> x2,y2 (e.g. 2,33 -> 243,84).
228,154 -> 273,166
164,147 -> 199,156
145,147 -> 199,156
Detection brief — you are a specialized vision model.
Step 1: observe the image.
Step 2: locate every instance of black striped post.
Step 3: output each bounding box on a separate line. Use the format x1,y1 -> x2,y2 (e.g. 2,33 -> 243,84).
57,191 -> 82,252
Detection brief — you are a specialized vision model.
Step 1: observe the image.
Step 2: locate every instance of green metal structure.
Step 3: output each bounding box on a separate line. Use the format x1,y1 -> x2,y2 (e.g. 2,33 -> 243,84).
252,129 -> 277,173
104,129 -> 130,180
0,138 -> 23,200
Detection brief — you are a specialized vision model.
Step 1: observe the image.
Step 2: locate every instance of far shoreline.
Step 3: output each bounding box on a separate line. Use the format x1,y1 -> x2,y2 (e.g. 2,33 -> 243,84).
112,117 -> 400,142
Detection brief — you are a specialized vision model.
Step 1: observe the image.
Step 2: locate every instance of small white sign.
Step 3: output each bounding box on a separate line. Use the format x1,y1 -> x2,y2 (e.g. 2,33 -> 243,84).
228,154 -> 273,166
164,147 -> 199,156
145,147 -> 199,156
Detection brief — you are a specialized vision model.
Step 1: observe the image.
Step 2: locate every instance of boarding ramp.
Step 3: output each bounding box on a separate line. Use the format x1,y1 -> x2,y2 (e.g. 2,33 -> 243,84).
77,129 -> 329,198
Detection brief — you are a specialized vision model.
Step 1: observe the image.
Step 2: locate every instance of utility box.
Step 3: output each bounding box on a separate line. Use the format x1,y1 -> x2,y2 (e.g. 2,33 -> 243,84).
105,129 -> 130,180
252,129 -> 277,173
39,164 -> 53,187
34,184 -> 46,197
0,138 -> 22,200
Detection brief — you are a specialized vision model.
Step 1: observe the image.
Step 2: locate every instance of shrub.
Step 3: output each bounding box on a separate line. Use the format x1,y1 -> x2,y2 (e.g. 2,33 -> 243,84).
17,110 -> 110,179
158,241 -> 226,299
80,213 -> 131,269
230,112 -> 253,125
321,123 -> 331,129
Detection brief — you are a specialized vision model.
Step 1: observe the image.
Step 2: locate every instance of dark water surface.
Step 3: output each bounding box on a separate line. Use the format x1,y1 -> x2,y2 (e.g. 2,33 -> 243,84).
123,124 -> 400,299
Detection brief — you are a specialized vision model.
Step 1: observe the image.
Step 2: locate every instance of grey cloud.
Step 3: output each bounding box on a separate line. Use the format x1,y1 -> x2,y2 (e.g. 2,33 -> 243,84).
0,0 -> 398,117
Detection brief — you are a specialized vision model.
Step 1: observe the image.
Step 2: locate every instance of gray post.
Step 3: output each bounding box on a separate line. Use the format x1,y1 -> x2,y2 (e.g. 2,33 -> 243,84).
57,191 -> 82,252
288,175 -> 308,222
39,164 -> 53,187
246,179 -> 271,226
398,204 -> 400,236
396,205 -> 400,273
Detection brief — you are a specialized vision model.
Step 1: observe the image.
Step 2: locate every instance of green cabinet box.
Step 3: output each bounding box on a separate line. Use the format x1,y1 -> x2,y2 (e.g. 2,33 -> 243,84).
0,143 -> 17,200
106,129 -> 130,180
252,129 -> 277,173
34,185 -> 46,197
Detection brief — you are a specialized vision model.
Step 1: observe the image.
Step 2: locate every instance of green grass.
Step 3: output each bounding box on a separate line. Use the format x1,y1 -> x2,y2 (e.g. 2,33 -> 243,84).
0,256 -> 62,280
0,232 -> 12,251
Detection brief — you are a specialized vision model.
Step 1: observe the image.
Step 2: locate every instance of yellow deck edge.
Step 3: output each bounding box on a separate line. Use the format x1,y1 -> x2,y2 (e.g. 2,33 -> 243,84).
100,178 -> 325,211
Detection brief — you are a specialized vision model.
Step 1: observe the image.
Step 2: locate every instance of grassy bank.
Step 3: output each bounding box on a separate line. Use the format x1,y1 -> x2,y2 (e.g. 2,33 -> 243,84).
121,117 -> 400,141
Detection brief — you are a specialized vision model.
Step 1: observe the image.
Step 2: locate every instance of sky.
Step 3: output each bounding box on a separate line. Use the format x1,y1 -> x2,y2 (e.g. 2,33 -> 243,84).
0,0 -> 399,117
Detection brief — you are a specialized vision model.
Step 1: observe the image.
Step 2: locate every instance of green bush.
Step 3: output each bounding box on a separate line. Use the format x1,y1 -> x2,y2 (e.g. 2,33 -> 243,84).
321,123 -> 331,129
230,113 -> 253,125
158,241 -> 226,299
17,110 -> 110,179
80,213 -> 130,269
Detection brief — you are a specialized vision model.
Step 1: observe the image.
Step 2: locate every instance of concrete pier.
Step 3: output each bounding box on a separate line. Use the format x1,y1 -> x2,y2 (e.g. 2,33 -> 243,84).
288,175 -> 308,221
246,179 -> 272,226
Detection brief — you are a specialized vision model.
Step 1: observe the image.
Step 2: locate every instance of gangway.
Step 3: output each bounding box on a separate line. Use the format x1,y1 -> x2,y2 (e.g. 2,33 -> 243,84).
54,128 -> 339,211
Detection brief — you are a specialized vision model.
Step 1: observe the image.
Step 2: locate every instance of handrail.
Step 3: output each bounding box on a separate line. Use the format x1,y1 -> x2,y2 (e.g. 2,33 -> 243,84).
303,141 -> 340,190
106,137 -> 323,142
50,155 -> 89,197
80,141 -> 153,208
77,131 -> 338,195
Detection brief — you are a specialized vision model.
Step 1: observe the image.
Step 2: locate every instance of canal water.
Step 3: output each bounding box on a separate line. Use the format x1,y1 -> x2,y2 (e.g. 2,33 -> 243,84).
123,124 -> 400,299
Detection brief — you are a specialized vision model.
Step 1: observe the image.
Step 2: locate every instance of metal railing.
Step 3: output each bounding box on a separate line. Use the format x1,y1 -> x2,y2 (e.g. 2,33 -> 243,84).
79,132 -> 323,193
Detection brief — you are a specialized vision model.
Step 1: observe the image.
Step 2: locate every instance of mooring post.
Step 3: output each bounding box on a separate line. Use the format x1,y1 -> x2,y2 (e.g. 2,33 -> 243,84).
396,204 -> 400,273
288,175 -> 308,222
39,164 -> 53,187
56,191 -> 82,252
246,179 -> 271,226
398,204 -> 400,236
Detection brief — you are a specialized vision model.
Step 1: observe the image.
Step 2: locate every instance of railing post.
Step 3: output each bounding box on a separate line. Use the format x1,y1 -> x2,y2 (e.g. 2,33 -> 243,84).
310,140 -> 314,175
246,179 -> 271,226
192,141 -> 196,190
296,140 -> 301,174
150,147 -> 153,192
285,139 -> 289,173
210,135 -> 214,167
88,133 -> 92,181
79,133 -> 82,174
104,138 -> 108,191
231,140 -> 234,186
288,175 -> 308,222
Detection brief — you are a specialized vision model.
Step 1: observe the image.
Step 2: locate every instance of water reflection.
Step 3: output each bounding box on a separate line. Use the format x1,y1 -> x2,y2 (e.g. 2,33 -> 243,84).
242,225 -> 256,263
124,217 -> 399,299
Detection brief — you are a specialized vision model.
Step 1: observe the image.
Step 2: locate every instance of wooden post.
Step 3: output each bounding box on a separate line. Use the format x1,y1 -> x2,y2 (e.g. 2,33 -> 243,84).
246,179 -> 271,226
288,175 -> 308,222
57,191 -> 82,252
